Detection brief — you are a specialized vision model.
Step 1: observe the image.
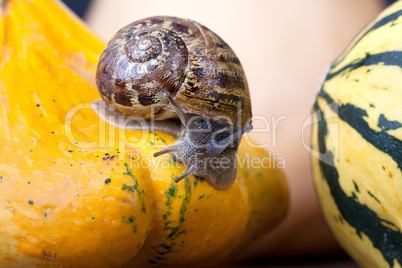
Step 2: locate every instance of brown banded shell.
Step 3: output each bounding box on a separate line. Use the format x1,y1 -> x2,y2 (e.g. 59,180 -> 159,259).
96,16 -> 252,128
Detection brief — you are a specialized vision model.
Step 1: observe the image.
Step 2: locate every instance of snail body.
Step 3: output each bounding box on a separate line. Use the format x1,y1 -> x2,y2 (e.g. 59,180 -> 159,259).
93,16 -> 252,189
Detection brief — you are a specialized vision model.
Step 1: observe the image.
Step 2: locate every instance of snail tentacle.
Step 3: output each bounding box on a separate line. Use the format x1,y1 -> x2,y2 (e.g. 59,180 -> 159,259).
174,165 -> 196,183
153,146 -> 178,157
163,92 -> 196,130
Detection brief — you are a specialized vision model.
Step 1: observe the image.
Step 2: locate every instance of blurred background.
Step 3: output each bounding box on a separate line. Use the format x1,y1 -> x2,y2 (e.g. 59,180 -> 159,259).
61,0 -> 396,266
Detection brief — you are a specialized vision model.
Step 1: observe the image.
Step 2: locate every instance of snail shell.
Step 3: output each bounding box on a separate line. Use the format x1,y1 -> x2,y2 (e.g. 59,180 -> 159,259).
93,16 -> 252,189
96,16 -> 252,128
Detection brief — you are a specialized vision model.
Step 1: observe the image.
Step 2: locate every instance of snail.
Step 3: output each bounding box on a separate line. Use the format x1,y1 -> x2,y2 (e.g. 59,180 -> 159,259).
91,16 -> 252,189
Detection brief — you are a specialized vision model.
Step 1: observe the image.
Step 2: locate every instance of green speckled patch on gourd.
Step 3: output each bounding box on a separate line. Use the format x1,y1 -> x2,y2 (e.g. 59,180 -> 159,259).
121,163 -> 147,213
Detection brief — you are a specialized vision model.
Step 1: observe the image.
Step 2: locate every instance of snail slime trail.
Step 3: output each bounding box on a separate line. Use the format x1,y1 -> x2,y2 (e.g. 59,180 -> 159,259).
92,16 -> 252,189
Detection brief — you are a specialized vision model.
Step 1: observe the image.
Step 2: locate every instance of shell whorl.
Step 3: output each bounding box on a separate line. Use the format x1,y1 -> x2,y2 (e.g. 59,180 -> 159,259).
127,35 -> 162,63
96,24 -> 189,119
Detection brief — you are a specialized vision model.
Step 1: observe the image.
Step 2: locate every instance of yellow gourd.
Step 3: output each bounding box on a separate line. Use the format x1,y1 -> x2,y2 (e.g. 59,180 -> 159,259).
0,0 -> 288,267
311,1 -> 402,267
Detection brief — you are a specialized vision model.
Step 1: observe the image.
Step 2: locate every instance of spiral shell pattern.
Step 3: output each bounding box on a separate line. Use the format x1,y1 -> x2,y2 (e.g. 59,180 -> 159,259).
97,25 -> 188,118
127,35 -> 162,63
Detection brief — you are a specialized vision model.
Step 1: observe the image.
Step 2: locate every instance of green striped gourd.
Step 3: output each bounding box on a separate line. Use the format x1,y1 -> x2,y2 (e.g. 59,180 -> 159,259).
311,1 -> 402,267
